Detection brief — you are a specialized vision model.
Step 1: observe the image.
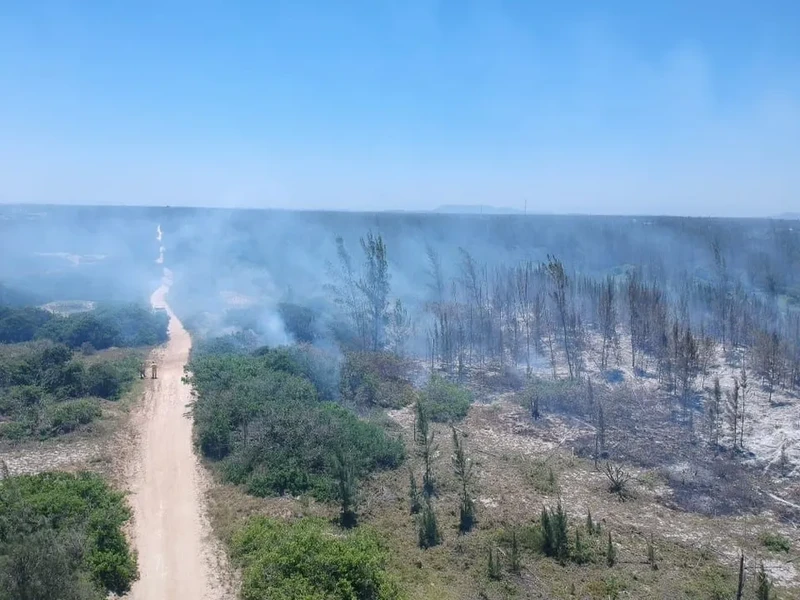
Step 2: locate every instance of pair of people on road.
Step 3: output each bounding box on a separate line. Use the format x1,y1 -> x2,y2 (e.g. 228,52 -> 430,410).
139,362 -> 158,379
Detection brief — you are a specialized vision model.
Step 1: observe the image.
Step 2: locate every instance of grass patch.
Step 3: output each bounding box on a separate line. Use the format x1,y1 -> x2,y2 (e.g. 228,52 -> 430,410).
526,459 -> 560,495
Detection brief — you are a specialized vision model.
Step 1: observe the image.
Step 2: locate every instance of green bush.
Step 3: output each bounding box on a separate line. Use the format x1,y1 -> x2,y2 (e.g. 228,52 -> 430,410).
761,531 -> 791,553
231,517 -> 400,600
0,306 -> 53,343
0,471 -> 137,599
42,398 -> 102,436
0,421 -> 28,442
82,361 -> 132,400
0,342 -> 140,442
422,375 -> 472,422
189,351 -> 404,500
31,304 -> 167,350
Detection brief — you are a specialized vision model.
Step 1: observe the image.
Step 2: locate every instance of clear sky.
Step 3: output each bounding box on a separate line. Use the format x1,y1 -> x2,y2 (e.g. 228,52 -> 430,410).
1,1 -> 798,216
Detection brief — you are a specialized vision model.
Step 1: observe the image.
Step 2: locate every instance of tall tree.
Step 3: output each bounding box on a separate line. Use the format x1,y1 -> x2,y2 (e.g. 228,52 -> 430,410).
546,256 -> 574,379
451,427 -> 475,533
415,398 -> 437,496
598,276 -> 618,372
358,232 -> 391,351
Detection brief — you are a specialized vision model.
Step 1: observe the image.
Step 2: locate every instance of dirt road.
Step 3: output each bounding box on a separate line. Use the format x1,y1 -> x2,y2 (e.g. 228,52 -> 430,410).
128,267 -> 229,599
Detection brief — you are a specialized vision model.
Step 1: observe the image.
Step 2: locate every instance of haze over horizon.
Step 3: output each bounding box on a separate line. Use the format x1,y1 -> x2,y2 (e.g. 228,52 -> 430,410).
1,1 -> 798,217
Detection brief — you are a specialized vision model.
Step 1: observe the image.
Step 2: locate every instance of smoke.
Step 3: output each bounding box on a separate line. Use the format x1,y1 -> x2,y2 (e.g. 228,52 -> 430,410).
1,204 -> 798,355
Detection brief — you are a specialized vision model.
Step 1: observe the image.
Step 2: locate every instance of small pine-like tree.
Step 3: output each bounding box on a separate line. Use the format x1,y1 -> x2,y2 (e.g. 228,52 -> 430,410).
552,500 -> 569,563
418,498 -> 442,549
647,534 -> 658,570
415,399 -> 437,496
586,509 -> 594,534
452,427 -> 475,533
606,532 -> 616,567
757,562 -> 772,600
574,529 -> 586,564
540,501 -> 569,562
540,506 -> 553,556
409,470 -> 422,515
488,546 -> 502,580
509,530 -> 521,575
334,452 -> 358,528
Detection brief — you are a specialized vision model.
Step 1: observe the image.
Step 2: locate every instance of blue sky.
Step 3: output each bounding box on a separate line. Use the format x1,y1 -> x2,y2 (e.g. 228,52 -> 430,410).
1,1 -> 798,216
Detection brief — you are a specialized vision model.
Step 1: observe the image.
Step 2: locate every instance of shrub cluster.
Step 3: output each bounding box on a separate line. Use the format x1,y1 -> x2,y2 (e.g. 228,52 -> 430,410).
190,347 -> 404,499
422,375 -> 472,422
0,471 -> 137,599
0,341 -> 140,440
0,303 -> 167,349
232,517 -> 399,600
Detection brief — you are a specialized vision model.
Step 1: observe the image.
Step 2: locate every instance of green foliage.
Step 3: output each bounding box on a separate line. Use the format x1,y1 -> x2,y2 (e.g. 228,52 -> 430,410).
508,530 -> 521,575
573,529 -> 588,565
0,306 -> 53,343
452,427 -> 475,533
646,534 -> 658,570
42,398 -> 102,436
0,341 -> 141,441
334,453 -> 359,528
606,532 -> 617,567
191,331 -> 260,358
422,375 -> 472,423
340,351 -> 416,409
757,562 -> 773,600
418,499 -> 441,549
189,350 -> 404,500
761,531 -> 791,553
32,304 -> 167,350
527,460 -> 560,495
409,471 -> 422,515
232,517 -> 400,600
414,399 -> 437,497
541,500 -> 569,563
0,422 -> 27,442
487,547 -> 502,580
0,471 -> 137,599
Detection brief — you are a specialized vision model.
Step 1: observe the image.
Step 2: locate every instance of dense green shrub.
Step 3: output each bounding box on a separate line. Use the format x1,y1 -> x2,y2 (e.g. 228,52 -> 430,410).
0,306 -> 53,343
190,349 -> 404,500
42,398 -> 102,436
231,517 -> 399,600
0,303 -> 167,349
0,341 -> 140,441
0,471 -> 137,599
422,375 -> 472,422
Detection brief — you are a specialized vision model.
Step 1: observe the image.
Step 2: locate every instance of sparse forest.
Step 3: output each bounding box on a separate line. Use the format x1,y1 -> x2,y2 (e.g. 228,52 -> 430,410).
2,206 -> 800,598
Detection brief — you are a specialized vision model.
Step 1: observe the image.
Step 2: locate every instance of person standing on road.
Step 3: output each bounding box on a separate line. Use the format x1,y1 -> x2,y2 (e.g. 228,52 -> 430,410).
151,362 -> 158,379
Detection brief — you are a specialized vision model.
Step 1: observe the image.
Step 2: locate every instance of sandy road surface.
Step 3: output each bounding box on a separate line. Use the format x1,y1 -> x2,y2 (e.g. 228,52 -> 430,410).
128,268 -> 230,599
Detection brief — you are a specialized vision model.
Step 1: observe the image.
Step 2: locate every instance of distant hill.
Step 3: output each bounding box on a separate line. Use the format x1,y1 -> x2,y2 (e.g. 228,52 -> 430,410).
776,212 -> 800,220
433,204 -> 523,215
